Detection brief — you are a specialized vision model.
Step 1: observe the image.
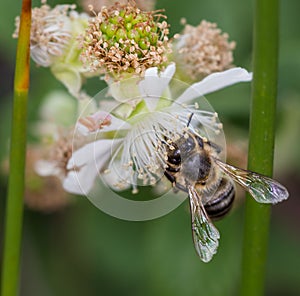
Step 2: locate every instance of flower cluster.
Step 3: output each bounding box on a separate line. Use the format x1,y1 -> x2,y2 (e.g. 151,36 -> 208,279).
173,20 -> 236,81
80,1 -> 170,77
13,2 -> 76,67
13,1 -> 90,97
12,0 -> 252,210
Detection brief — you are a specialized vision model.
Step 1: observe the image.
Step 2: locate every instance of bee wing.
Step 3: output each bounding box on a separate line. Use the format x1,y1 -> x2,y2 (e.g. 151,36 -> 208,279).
215,159 -> 289,204
187,185 -> 220,263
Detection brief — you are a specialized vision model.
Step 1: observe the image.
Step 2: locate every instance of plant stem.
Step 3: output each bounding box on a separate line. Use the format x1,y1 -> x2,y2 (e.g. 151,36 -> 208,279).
1,0 -> 31,295
240,0 -> 279,295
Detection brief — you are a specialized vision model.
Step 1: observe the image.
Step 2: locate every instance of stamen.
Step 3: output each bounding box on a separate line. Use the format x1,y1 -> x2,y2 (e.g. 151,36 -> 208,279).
174,20 -> 236,81
80,1 -> 171,77
104,103 -> 224,192
13,3 -> 77,67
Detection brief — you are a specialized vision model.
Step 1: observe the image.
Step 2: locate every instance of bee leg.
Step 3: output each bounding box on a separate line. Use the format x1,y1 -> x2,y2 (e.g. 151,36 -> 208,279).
164,171 -> 178,192
164,171 -> 176,184
175,182 -> 189,193
164,171 -> 188,193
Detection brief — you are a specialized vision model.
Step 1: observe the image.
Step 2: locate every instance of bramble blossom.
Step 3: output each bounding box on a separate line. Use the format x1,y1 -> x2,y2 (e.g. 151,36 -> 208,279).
63,63 -> 252,195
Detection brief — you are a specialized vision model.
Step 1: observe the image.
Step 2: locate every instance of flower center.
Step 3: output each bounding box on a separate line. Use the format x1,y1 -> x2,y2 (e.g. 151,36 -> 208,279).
81,1 -> 171,78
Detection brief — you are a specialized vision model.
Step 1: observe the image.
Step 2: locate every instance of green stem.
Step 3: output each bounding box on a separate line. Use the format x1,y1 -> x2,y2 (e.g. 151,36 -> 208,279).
240,0 -> 278,295
1,0 -> 31,295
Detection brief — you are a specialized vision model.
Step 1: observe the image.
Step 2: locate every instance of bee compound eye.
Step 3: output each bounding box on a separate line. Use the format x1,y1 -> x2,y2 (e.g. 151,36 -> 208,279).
181,135 -> 195,153
167,148 -> 181,165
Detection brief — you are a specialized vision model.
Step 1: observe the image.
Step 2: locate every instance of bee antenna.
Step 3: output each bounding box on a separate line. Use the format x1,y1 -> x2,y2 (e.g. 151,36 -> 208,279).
187,113 -> 194,127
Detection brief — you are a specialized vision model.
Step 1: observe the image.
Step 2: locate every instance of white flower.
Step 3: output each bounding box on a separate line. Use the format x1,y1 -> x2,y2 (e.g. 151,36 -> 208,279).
63,63 -> 252,195
13,3 -> 90,97
13,4 -> 74,67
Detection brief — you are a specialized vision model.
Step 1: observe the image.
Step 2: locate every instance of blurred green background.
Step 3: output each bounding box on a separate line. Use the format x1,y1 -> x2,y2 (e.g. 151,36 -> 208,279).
1,0 -> 300,295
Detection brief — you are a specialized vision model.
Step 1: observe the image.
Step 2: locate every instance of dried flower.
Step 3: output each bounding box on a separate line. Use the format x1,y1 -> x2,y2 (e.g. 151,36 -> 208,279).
80,1 -> 171,78
35,129 -> 80,181
25,147 -> 73,212
173,20 -> 236,81
31,88 -> 99,194
1,147 -> 72,212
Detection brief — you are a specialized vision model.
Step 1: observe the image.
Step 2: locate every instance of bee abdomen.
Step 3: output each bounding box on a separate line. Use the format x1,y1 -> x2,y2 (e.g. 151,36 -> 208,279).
204,177 -> 235,220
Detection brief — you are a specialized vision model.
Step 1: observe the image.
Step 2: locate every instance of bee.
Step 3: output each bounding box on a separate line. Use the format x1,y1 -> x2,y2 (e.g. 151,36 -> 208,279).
164,129 -> 289,263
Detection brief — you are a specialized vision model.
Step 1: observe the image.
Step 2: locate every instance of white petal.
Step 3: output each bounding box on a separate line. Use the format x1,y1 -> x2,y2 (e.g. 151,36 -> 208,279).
64,139 -> 122,194
108,76 -> 141,103
139,63 -> 176,111
66,139 -> 114,169
143,98 -> 158,112
63,166 -> 97,195
144,66 -> 158,78
35,160 -> 61,177
176,67 -> 253,104
161,63 -> 176,80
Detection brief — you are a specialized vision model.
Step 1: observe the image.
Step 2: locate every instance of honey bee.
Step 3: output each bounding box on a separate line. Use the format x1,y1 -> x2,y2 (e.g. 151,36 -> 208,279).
164,130 -> 289,263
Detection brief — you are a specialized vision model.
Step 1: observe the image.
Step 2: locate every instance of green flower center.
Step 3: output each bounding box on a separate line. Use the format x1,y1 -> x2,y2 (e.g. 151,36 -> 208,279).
81,2 -> 171,78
